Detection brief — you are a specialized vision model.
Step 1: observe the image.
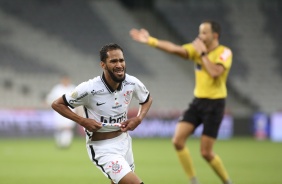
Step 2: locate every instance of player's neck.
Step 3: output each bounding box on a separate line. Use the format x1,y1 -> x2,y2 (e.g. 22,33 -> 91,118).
207,41 -> 219,52
104,75 -> 120,91
110,82 -> 120,91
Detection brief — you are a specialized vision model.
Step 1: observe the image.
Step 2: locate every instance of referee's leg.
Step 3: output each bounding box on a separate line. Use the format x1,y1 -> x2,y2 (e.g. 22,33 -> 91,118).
201,135 -> 232,184
172,122 -> 198,184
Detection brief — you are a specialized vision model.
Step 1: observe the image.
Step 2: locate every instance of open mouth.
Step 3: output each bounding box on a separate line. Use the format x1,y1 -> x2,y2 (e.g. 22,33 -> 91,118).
114,69 -> 124,75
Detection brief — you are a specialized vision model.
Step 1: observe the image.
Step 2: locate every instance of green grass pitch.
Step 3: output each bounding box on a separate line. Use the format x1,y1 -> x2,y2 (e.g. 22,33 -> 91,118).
0,137 -> 281,184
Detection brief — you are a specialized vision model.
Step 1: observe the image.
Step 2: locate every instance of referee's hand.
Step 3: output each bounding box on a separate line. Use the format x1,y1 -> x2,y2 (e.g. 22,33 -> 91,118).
192,37 -> 207,55
129,28 -> 150,44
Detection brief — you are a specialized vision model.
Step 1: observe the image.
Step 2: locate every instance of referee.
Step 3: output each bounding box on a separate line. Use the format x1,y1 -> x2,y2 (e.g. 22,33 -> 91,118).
130,20 -> 232,184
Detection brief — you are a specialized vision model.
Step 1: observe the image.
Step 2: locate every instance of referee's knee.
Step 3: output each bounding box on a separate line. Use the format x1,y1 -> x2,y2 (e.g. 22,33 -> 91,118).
172,138 -> 185,150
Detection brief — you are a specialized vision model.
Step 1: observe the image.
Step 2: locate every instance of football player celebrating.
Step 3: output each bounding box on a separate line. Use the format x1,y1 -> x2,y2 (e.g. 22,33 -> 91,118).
52,43 -> 152,184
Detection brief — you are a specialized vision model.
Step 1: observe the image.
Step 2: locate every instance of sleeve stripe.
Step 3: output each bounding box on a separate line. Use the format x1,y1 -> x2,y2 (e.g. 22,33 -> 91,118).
139,93 -> 150,105
62,94 -> 75,109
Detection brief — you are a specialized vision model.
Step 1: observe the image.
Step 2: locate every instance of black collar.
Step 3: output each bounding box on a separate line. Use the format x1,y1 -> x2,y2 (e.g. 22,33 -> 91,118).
101,73 -> 123,93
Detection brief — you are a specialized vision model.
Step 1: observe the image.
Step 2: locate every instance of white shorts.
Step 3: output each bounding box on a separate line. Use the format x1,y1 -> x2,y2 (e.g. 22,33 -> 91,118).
86,132 -> 135,184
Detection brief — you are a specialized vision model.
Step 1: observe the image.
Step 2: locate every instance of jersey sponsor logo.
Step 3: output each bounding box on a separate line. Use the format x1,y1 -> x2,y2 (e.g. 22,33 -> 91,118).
96,102 -> 106,106
91,89 -> 104,95
100,112 -> 126,124
109,161 -> 123,174
220,48 -> 231,61
123,81 -> 135,86
76,92 -> 88,100
124,90 -> 133,104
69,92 -> 88,104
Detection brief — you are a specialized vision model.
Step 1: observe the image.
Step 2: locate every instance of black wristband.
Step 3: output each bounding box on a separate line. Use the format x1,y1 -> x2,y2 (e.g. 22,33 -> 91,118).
201,52 -> 207,57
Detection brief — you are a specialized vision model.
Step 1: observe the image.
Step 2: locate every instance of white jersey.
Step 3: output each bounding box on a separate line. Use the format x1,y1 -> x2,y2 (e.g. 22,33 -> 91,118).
46,83 -> 76,127
46,84 -> 76,104
63,73 -> 150,138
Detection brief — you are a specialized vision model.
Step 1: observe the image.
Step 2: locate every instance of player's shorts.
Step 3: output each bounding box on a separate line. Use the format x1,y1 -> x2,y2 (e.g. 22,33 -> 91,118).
179,98 -> 225,138
86,132 -> 135,184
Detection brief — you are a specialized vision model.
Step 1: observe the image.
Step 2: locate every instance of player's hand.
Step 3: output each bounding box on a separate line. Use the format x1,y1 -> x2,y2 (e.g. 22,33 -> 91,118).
192,37 -> 207,55
129,28 -> 150,43
120,117 -> 142,132
80,118 -> 102,132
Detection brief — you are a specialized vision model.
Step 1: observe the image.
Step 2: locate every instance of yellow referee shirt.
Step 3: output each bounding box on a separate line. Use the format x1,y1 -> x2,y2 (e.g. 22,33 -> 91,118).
182,43 -> 232,99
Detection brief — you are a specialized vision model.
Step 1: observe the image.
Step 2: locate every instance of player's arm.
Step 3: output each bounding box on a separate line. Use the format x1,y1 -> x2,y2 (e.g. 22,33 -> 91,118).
52,96 -> 102,132
136,95 -> 153,122
130,28 -> 188,58
120,95 -> 153,132
193,37 -> 225,77
201,56 -> 225,78
75,106 -> 85,117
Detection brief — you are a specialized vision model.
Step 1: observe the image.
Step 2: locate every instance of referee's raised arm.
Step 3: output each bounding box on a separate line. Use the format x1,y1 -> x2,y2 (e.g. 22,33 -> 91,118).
129,28 -> 188,58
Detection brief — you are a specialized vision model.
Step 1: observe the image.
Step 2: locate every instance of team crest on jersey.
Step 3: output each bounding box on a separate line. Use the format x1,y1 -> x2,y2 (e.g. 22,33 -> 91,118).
124,90 -> 132,104
109,161 -> 123,174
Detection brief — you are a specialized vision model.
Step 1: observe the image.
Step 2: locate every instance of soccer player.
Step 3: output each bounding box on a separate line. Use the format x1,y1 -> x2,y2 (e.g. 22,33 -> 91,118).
130,20 -> 232,184
46,74 -> 78,148
52,43 -> 152,184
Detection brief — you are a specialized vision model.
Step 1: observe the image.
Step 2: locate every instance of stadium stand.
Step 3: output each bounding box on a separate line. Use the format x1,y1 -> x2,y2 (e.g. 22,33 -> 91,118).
225,1 -> 282,113
261,1 -> 282,78
0,0 -> 193,113
0,0 -> 281,117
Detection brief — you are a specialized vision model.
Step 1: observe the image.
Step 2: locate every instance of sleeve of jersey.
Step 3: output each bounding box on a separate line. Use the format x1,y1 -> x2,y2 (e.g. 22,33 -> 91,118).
63,82 -> 90,109
133,78 -> 150,105
182,43 -> 197,60
215,48 -> 232,69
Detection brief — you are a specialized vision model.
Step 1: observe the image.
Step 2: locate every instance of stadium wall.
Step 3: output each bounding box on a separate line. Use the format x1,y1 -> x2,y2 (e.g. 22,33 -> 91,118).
1,109 -> 280,139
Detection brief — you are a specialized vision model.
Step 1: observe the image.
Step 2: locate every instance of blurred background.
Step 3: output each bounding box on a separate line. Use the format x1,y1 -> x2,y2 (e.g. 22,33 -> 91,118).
0,0 -> 281,140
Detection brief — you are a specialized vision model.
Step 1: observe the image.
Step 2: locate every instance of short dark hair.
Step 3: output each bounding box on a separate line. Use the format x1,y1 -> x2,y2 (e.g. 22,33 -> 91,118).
202,20 -> 221,38
100,43 -> 123,62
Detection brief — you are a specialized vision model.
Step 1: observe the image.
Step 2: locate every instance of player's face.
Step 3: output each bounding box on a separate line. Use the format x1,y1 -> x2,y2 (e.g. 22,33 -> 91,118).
198,23 -> 216,47
104,49 -> 126,83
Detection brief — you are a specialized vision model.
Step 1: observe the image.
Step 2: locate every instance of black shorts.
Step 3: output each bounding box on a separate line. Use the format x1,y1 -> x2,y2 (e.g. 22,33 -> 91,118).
179,98 -> 225,138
